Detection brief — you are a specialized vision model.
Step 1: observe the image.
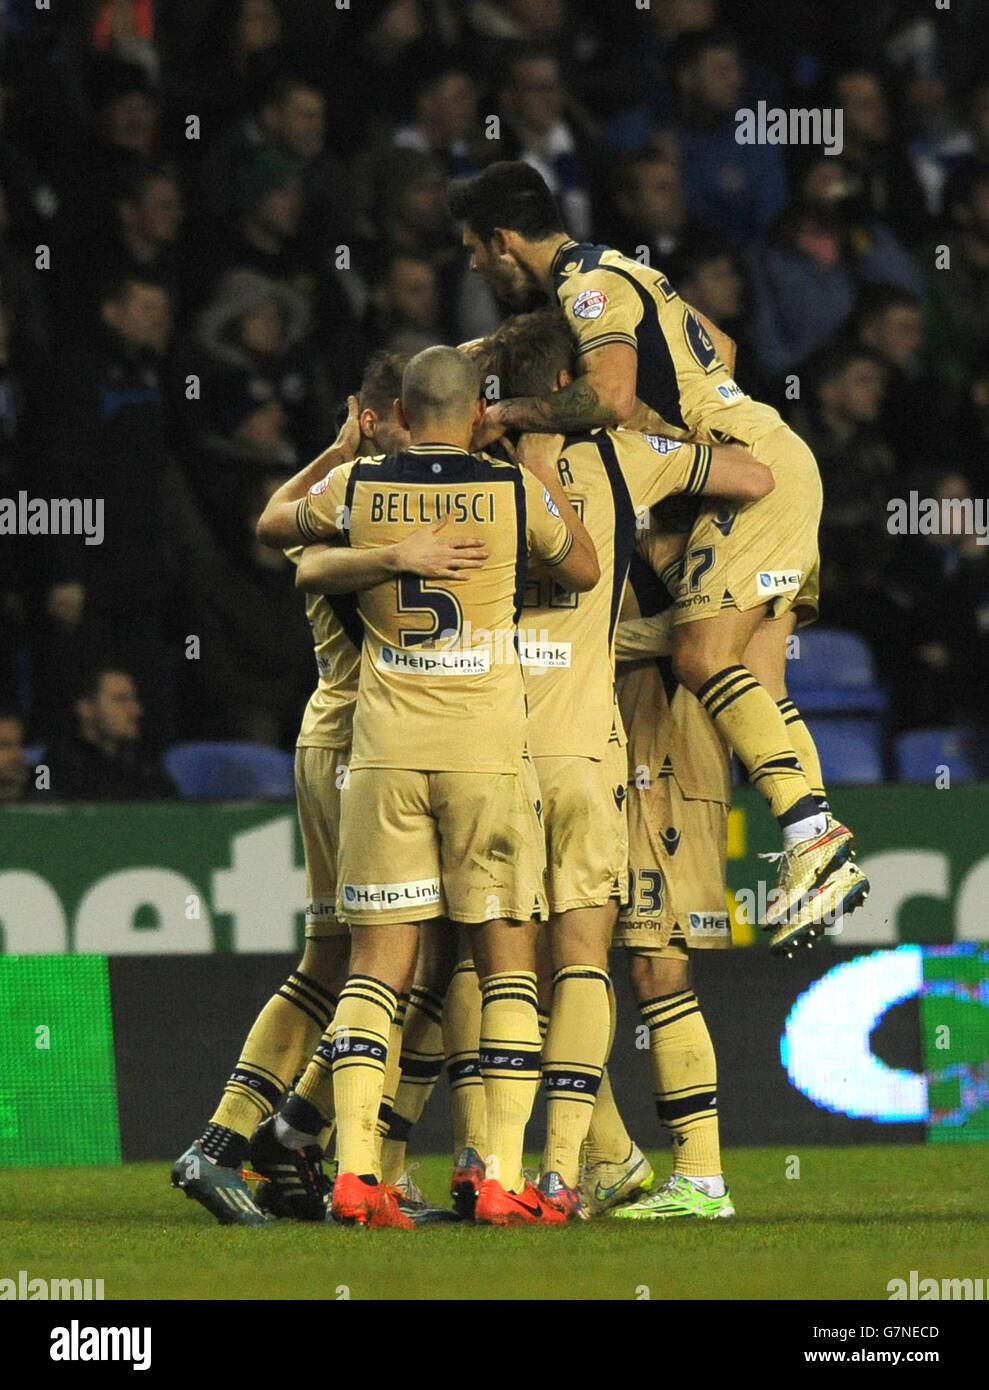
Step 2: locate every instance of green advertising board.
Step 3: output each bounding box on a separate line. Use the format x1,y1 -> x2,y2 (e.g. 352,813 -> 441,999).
1,787 -> 986,954
0,955 -> 120,1166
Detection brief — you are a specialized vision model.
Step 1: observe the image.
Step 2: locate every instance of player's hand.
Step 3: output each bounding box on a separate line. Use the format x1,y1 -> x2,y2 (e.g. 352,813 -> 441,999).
332,394 -> 362,460
470,402 -> 507,451
392,516 -> 489,582
516,432 -> 565,475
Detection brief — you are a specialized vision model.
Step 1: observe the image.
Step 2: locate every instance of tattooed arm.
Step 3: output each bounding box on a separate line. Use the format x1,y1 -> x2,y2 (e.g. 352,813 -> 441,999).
473,342 -> 638,447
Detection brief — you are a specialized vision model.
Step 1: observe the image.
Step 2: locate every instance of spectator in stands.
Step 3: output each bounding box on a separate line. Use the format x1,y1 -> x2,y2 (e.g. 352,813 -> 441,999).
498,46 -> 597,240
176,473 -> 314,747
90,0 -> 160,83
747,155 -> 921,380
33,274 -> 178,749
833,67 -> 930,245
202,75 -> 352,260
46,666 -> 178,800
175,0 -> 285,130
363,148 -> 477,342
66,164 -> 185,329
366,253 -> 441,357
393,67 -> 487,180
189,268 -> 321,455
905,77 -> 984,221
609,150 -> 693,262
604,0 -> 721,148
56,60 -> 161,245
0,181 -> 47,370
852,283 -> 951,464
956,348 -> 989,493
882,469 -> 989,731
666,236 -> 767,398
0,705 -> 34,802
0,298 -> 35,706
669,29 -> 787,246
189,149 -> 310,311
925,164 -> 989,388
790,344 -> 898,638
373,147 -> 454,262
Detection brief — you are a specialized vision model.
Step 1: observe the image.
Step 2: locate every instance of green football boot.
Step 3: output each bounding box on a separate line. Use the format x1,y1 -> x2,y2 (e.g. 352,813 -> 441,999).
608,1173 -> 734,1220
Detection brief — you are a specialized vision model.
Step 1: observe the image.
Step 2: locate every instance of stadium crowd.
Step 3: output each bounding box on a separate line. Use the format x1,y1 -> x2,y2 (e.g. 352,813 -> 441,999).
0,0 -> 987,794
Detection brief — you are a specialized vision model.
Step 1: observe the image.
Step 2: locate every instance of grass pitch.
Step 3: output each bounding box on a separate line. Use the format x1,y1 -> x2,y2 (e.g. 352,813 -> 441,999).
0,1145 -> 985,1301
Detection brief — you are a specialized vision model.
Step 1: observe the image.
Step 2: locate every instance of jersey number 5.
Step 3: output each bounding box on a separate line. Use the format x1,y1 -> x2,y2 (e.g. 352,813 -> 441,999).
396,574 -> 463,647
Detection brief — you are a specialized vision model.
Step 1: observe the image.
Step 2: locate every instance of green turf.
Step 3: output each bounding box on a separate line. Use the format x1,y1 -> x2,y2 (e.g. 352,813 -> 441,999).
0,1146 -> 985,1301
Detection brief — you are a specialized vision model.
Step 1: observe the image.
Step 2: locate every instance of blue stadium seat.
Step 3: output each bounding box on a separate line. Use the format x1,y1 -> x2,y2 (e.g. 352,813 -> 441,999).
786,628 -> 886,713
805,717 -> 884,784
23,744 -> 46,767
894,728 -> 977,784
164,742 -> 295,798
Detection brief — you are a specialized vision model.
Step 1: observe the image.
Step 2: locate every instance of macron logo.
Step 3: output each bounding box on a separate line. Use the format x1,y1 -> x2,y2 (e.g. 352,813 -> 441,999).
50,1321 -> 151,1371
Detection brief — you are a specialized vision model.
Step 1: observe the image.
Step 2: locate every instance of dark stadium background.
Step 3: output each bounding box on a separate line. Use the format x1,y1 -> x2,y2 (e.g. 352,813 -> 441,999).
0,1 -> 987,1166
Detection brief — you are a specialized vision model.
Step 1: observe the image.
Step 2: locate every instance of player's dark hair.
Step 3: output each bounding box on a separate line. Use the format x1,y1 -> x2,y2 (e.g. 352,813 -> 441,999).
359,350 -> 410,416
401,345 -> 480,430
448,161 -> 565,242
488,308 -> 576,398
0,702 -> 23,726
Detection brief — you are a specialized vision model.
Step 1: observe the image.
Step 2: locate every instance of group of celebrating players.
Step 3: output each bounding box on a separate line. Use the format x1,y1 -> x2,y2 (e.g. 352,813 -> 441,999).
172,162 -> 869,1229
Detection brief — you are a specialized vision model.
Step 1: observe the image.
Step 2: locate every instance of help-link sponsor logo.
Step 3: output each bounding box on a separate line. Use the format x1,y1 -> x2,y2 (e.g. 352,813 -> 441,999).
343,878 -> 441,911
518,640 -> 571,669
687,911 -> 731,939
50,1320 -> 151,1371
756,569 -> 802,597
378,644 -> 490,675
377,622 -> 559,675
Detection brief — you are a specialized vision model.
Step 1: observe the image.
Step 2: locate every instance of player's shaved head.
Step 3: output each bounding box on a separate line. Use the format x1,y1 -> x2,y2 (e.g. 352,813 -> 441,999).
401,345 -> 481,432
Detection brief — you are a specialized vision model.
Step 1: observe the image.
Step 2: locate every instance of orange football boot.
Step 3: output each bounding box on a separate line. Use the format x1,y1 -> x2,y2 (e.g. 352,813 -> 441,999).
474,1176 -> 567,1226
332,1172 -> 414,1229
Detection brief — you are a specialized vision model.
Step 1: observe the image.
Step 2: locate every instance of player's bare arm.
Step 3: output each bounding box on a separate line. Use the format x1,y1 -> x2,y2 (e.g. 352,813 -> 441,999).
517,432 -> 599,592
702,445 -> 773,501
613,611 -> 674,663
295,518 -> 489,594
474,342 -> 637,449
255,396 -> 361,547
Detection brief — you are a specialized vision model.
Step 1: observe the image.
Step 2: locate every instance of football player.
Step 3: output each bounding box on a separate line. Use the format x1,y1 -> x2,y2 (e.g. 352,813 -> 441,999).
449,162 -> 868,953
255,345 -> 599,1227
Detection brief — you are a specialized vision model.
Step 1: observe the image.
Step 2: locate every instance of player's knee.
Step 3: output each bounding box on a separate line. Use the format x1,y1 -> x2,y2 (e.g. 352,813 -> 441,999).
671,642 -> 708,693
630,950 -> 689,999
415,922 -> 459,994
298,937 -> 350,994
